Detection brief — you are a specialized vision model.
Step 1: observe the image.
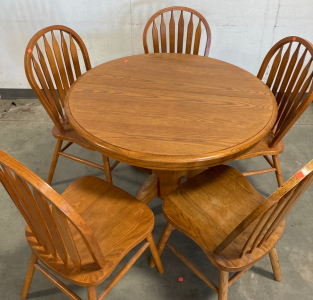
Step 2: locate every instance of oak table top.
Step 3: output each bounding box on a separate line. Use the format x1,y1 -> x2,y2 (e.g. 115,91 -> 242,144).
65,53 -> 277,172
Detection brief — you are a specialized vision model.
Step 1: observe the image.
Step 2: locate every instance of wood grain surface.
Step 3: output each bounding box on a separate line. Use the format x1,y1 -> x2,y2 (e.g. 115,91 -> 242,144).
65,53 -> 277,170
153,160 -> 313,299
0,150 -> 163,299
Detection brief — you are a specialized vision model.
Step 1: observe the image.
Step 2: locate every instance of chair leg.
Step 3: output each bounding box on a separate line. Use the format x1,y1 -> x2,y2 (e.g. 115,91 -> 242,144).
102,155 -> 112,184
47,139 -> 63,185
269,247 -> 282,282
218,270 -> 229,300
149,222 -> 174,268
272,155 -> 283,187
88,286 -> 97,300
146,233 -> 164,274
21,252 -> 38,299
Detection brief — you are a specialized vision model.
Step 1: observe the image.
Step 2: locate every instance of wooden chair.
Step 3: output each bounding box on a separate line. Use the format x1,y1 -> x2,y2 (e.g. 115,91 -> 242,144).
24,25 -> 119,185
150,161 -> 313,299
143,6 -> 211,56
0,150 -> 163,300
234,36 -> 313,187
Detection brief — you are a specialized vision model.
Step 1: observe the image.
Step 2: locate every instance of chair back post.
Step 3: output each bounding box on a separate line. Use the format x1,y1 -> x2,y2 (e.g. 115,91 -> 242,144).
213,160 -> 313,256
143,6 -> 211,56
0,150 -> 106,270
257,36 -> 313,147
24,25 -> 92,133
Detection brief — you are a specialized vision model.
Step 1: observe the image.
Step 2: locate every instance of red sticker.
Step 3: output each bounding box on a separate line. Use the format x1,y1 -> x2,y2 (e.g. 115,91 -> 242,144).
178,277 -> 183,282
296,171 -> 304,179
124,60 -> 128,62
293,37 -> 296,41
28,48 -> 32,53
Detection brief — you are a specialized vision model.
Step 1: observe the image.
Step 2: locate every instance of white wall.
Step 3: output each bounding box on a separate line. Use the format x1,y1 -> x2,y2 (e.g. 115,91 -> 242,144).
1,0 -> 313,89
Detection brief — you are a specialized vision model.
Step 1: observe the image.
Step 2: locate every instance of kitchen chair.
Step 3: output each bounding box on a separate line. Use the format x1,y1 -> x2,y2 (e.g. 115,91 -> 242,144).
0,150 -> 163,300
235,36 -> 313,186
143,6 -> 211,56
24,25 -> 119,185
150,160 -> 313,299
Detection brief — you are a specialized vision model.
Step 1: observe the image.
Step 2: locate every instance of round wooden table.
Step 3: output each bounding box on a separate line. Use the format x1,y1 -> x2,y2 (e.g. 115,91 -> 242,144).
65,54 -> 277,199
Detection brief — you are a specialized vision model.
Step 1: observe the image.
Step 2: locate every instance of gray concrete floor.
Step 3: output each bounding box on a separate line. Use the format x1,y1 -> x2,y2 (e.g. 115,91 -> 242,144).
0,99 -> 312,300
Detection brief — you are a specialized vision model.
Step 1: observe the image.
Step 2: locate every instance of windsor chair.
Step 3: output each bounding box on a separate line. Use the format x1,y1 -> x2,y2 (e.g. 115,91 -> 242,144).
0,150 -> 163,300
235,36 -> 313,186
24,25 -> 119,185
150,160 -> 313,299
143,6 -> 211,56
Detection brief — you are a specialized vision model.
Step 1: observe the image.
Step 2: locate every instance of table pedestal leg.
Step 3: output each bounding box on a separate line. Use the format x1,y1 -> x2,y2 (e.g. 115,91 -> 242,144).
154,170 -> 187,200
135,167 -> 206,201
187,169 -> 205,179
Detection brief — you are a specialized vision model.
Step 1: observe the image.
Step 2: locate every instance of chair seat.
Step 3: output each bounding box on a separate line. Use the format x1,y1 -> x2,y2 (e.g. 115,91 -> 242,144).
163,165 -> 285,271
26,176 -> 154,286
52,119 -> 95,150
234,132 -> 284,160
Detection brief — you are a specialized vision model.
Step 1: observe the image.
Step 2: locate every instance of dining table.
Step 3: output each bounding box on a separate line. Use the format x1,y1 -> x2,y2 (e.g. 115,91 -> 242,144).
64,53 -> 277,200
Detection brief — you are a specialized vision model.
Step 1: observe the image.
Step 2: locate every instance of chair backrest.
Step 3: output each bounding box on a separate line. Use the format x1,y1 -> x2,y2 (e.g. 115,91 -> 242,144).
143,6 -> 211,57
24,25 -> 92,134
214,159 -> 313,256
0,150 -> 105,271
257,36 -> 313,147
